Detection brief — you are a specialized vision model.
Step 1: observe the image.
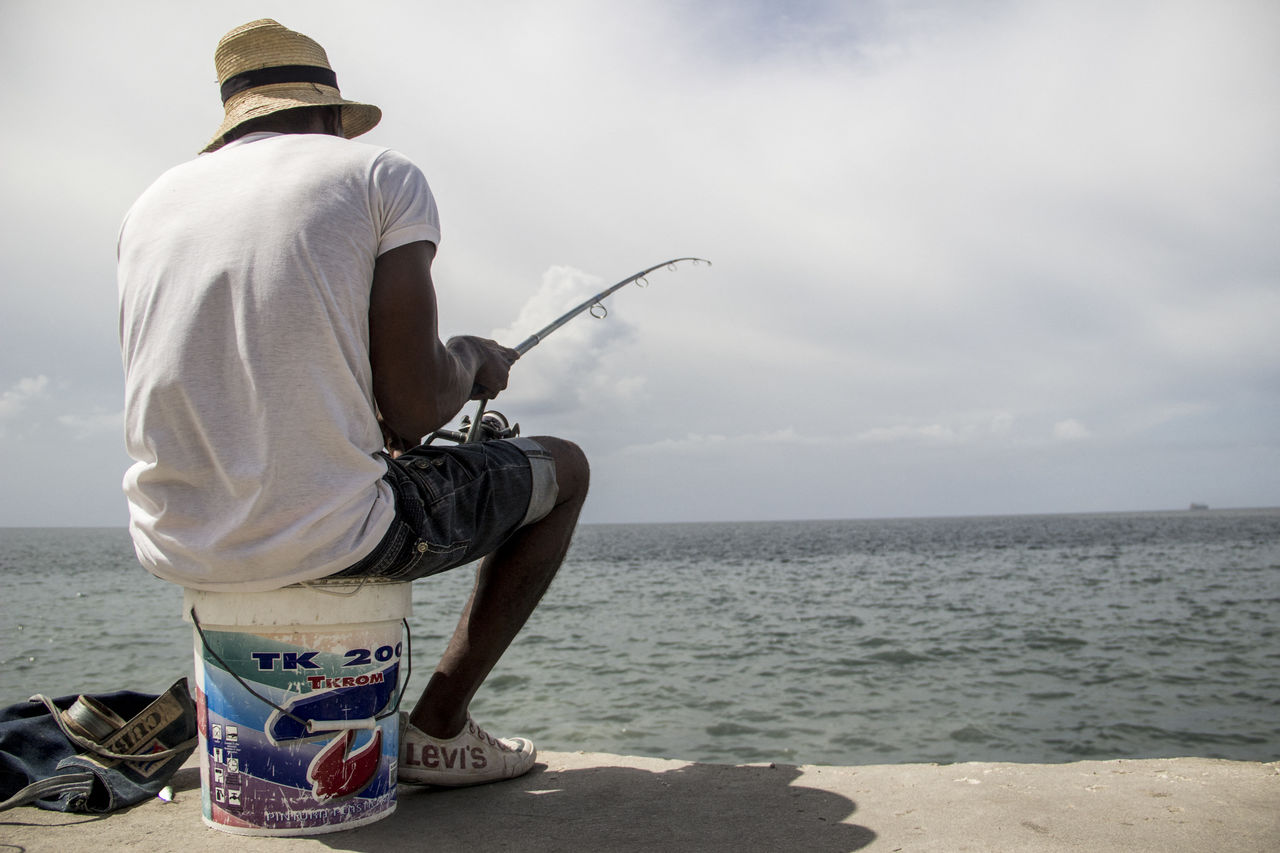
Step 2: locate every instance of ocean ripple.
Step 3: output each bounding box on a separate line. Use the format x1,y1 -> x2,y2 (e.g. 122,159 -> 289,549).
3,510 -> 1278,766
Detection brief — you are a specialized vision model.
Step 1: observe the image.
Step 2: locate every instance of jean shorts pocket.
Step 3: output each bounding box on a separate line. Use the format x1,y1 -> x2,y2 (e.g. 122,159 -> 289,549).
414,537 -> 469,558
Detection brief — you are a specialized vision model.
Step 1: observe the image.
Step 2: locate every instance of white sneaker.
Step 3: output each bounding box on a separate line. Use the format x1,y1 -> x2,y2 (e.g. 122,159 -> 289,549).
398,713 -> 536,786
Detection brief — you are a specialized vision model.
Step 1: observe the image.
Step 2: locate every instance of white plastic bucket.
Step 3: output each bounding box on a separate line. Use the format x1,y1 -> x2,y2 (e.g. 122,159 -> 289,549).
183,581 -> 411,836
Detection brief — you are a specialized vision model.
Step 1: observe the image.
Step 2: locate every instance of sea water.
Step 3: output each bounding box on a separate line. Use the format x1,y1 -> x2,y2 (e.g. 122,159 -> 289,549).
2,508 -> 1277,767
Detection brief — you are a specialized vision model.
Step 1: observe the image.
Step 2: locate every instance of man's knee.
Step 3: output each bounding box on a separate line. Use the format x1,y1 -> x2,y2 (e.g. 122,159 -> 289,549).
532,436 -> 589,502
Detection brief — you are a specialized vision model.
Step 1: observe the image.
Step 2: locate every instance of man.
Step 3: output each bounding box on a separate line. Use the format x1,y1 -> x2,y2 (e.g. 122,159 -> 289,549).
117,19 -> 589,786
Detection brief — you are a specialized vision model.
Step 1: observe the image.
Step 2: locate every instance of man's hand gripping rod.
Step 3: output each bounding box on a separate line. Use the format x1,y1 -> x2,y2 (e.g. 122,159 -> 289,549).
457,257 -> 710,443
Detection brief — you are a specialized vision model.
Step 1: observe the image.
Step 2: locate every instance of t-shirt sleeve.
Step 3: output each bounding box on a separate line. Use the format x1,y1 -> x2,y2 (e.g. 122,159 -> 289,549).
370,149 -> 441,255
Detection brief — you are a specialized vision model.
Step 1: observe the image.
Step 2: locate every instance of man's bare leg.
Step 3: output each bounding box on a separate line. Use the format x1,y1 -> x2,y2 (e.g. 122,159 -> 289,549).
408,436 -> 589,738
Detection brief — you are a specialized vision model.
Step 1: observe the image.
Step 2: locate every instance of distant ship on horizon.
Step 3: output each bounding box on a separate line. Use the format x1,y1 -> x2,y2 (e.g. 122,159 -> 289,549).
1189,503 -> 1210,511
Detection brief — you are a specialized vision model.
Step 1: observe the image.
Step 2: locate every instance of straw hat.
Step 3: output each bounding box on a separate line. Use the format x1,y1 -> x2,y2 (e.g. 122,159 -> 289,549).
202,19 -> 381,153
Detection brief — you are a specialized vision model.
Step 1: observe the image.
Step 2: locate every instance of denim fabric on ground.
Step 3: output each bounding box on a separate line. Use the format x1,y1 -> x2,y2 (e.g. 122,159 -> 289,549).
0,680 -> 197,813
328,438 -> 555,582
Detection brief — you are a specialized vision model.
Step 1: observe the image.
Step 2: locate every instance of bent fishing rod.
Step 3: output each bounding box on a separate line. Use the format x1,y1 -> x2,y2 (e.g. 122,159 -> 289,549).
428,256 -> 711,445
511,257 -> 710,356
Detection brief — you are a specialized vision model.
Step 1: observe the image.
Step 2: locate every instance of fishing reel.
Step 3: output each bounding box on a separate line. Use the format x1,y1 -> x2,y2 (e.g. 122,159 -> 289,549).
426,410 -> 520,445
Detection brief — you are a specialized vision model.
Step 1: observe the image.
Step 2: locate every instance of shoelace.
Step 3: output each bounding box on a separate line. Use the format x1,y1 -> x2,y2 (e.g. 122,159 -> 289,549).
469,718 -> 514,752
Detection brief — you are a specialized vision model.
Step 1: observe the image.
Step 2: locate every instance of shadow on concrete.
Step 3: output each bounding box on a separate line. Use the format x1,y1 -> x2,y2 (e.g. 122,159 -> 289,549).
170,765 -> 202,794
301,760 -> 875,853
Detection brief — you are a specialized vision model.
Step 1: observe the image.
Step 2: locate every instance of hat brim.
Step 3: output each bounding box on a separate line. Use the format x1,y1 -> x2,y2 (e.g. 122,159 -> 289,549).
202,83 -> 381,153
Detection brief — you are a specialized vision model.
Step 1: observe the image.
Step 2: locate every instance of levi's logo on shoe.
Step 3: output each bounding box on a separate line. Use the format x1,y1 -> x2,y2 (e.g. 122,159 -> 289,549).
405,743 -> 488,770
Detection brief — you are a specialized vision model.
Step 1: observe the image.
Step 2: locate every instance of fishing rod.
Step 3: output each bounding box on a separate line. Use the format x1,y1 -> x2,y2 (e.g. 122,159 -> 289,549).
429,257 -> 710,444
512,257 -> 710,356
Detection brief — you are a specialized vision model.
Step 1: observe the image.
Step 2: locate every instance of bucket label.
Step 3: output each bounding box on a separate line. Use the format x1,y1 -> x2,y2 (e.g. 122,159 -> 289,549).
193,624 -> 401,834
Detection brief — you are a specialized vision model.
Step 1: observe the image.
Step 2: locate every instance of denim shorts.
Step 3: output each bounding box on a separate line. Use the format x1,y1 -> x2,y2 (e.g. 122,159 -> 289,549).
327,437 -> 558,582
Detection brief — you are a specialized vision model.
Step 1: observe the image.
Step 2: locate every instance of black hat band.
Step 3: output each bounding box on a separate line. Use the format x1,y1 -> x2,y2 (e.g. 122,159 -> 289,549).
220,65 -> 339,103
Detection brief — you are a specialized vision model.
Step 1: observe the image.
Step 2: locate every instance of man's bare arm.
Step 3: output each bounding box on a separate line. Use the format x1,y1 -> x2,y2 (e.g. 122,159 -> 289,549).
369,241 -> 516,447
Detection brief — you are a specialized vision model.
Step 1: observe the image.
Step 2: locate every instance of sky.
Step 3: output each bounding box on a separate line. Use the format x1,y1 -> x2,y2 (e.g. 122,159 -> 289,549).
1,0 -> 1277,526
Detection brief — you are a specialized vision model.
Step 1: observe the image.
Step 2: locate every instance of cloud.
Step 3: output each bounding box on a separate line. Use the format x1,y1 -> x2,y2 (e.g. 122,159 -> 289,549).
855,423 -> 959,446
620,427 -> 808,456
487,266 -> 649,419
0,376 -> 49,420
618,415 -> 1029,456
0,375 -> 122,442
1,1 -> 1277,523
1052,419 -> 1092,442
57,411 -> 124,441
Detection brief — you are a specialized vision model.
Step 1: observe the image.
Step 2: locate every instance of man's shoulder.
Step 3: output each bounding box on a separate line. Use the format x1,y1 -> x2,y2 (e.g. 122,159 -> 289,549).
286,134 -> 419,169
265,136 -> 429,193
142,134 -> 420,182
122,135 -> 430,235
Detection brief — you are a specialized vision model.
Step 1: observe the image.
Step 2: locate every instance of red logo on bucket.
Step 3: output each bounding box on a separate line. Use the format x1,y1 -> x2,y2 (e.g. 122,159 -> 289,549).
306,671 -> 385,690
306,727 -> 383,800
265,661 -> 398,744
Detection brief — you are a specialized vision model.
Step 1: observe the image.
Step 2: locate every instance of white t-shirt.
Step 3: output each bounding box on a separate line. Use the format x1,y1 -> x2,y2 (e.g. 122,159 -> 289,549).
117,132 -> 441,591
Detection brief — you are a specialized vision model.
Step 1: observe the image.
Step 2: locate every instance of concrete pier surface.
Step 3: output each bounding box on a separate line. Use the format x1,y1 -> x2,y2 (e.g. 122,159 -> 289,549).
3,752 -> 1276,852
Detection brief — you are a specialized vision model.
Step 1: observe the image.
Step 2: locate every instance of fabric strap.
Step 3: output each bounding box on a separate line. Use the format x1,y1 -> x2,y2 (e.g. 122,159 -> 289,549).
221,65 -> 339,102
0,773 -> 95,813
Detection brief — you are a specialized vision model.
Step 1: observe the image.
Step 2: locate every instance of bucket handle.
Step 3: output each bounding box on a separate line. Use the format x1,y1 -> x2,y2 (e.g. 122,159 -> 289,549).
306,718 -> 378,733
189,606 -> 412,732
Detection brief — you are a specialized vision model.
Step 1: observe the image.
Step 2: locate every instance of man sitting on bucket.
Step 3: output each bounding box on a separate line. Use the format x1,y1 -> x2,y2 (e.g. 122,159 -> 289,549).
116,19 -> 590,786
